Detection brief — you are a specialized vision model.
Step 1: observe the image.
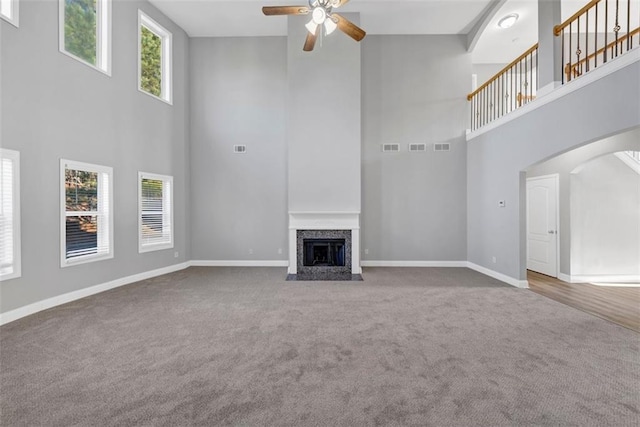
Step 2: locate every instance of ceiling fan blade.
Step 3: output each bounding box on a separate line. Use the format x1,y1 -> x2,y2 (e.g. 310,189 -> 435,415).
303,25 -> 320,51
332,13 -> 366,42
262,6 -> 310,16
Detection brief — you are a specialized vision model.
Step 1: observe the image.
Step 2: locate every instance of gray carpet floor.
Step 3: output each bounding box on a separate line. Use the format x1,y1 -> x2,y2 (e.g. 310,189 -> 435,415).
1,267 -> 639,426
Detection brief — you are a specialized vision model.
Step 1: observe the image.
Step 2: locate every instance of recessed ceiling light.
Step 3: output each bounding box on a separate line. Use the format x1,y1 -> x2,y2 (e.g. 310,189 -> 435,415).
498,13 -> 519,29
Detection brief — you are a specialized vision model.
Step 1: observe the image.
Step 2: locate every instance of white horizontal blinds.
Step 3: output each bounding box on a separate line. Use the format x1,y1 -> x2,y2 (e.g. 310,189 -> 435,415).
140,174 -> 172,249
64,164 -> 110,260
0,153 -> 16,277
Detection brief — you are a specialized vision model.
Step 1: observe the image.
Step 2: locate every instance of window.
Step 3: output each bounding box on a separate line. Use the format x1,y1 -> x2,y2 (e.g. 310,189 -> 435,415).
0,149 -> 21,280
0,0 -> 19,27
138,10 -> 172,104
61,159 -> 113,267
59,0 -> 111,75
139,172 -> 173,253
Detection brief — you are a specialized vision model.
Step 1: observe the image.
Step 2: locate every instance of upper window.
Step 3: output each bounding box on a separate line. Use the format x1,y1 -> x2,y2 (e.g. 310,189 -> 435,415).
0,149 -> 21,281
138,10 -> 172,104
59,0 -> 111,75
0,0 -> 19,27
61,159 -> 113,267
139,172 -> 173,253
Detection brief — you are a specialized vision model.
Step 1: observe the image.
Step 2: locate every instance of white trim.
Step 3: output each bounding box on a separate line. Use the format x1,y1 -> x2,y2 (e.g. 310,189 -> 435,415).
613,152 -> 640,174
58,0 -> 112,76
0,0 -> 19,27
466,262 -> 529,288
138,10 -> 173,105
138,172 -> 174,253
558,272 -> 572,283
190,260 -> 289,267
361,261 -> 468,267
0,262 -> 190,326
467,49 -> 640,140
0,148 -> 21,281
60,159 -> 114,268
557,274 -> 640,284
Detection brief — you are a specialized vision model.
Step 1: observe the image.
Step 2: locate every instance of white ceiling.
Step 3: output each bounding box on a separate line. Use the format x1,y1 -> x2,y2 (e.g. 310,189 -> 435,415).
148,0 -> 494,37
147,0 -> 614,64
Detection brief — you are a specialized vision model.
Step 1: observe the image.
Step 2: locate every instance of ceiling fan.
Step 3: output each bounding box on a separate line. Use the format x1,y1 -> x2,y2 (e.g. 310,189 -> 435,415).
262,0 -> 366,52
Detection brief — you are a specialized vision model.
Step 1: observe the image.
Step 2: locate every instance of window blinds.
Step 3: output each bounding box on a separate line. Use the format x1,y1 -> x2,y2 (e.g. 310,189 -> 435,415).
62,161 -> 112,265
0,150 -> 19,279
139,174 -> 172,251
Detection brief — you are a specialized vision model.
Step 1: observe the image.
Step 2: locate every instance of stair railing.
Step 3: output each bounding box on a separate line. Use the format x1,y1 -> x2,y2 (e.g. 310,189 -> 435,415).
554,0 -> 639,84
467,44 -> 538,131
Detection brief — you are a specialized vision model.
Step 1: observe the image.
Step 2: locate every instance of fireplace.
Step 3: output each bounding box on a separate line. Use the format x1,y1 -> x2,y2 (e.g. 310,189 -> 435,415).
292,229 -> 357,280
288,212 -> 362,280
303,239 -> 346,267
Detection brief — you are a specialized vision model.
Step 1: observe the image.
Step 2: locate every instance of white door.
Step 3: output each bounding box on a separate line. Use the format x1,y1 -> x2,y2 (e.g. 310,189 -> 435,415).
527,175 -> 558,277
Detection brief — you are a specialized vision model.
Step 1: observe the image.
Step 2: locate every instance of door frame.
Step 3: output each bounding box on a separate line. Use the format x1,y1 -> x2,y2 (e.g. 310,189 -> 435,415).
526,173 -> 560,278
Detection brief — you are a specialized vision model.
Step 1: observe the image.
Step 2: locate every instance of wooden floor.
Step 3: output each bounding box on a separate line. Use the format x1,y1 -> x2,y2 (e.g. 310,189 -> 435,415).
527,271 -> 640,333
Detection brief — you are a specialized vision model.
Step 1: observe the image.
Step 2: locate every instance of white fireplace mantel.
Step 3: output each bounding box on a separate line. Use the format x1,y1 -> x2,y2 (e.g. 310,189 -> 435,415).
288,211 -> 361,275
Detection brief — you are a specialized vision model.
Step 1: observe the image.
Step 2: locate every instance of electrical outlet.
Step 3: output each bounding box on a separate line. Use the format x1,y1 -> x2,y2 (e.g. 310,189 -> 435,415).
278,248 -> 282,255
364,249 -> 369,255
249,249 -> 253,255
174,251 -> 179,258
492,256 -> 497,263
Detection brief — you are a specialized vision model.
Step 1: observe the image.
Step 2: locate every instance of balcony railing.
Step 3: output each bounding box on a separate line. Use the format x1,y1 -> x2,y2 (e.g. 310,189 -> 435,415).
467,44 -> 538,131
555,0 -> 639,83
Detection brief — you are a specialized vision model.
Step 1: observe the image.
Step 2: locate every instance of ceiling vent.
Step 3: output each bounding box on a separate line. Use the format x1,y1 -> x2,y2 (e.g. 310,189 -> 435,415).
233,145 -> 247,154
433,143 -> 450,152
382,143 -> 400,153
409,143 -> 427,152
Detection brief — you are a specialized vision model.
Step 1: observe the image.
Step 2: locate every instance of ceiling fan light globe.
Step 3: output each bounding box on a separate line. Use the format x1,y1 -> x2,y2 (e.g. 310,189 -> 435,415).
324,18 -> 337,35
305,20 -> 318,34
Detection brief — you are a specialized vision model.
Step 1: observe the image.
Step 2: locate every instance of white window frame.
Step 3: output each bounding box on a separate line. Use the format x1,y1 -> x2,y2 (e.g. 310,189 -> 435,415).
138,172 -> 173,253
0,149 -> 21,281
0,0 -> 19,27
60,159 -> 113,267
138,10 -> 173,105
58,0 -> 112,76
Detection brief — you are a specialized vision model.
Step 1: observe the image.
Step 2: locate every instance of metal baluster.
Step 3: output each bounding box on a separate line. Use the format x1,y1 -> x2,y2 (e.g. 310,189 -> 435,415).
604,0 -> 608,62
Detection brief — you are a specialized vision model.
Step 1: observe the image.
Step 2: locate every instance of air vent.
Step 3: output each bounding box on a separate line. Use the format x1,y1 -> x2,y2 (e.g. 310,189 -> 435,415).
433,143 -> 450,152
382,143 -> 400,153
409,143 -> 427,152
233,145 -> 247,154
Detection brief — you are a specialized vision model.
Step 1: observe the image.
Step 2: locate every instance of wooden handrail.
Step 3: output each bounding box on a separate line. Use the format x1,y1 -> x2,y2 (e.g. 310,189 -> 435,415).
554,0 -> 601,36
564,26 -> 640,78
467,43 -> 538,101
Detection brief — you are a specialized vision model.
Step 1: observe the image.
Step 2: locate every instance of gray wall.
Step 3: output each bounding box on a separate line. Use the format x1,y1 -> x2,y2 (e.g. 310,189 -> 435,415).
189,37 -> 288,261
361,36 -> 469,261
0,0 -> 190,313
468,60 -> 640,280
287,14 -> 361,213
527,128 -> 640,276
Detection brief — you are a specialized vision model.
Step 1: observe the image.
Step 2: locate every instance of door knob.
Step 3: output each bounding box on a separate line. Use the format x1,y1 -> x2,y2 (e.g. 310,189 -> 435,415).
548,230 -> 556,234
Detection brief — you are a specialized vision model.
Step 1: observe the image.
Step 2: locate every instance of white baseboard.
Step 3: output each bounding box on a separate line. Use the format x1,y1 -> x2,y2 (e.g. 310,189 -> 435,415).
559,273 -> 640,284
361,261 -> 468,267
0,262 -> 191,326
466,262 -> 529,289
558,273 -> 572,283
190,260 -> 289,267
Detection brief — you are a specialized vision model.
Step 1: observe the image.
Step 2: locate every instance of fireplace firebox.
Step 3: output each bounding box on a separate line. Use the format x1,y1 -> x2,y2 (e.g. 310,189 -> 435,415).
303,239 -> 346,267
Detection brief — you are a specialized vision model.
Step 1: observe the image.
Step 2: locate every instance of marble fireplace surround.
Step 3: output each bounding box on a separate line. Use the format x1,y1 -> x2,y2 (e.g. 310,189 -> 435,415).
288,212 -> 361,275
